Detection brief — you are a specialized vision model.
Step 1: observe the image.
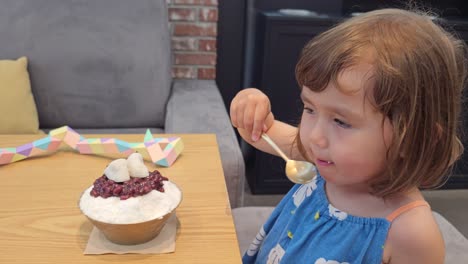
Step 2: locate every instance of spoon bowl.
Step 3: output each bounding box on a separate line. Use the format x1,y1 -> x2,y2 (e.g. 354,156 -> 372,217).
261,134 -> 317,184
286,160 -> 316,184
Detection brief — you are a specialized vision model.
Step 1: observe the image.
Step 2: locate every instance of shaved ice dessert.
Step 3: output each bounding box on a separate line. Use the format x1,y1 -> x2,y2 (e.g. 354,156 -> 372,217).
79,153 -> 182,244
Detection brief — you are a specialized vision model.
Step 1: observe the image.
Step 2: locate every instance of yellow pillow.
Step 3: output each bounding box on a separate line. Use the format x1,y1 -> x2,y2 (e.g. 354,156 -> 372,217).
0,57 -> 40,134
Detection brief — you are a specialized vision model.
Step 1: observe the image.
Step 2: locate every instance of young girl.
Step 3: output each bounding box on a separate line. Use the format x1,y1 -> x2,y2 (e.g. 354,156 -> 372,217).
230,9 -> 466,264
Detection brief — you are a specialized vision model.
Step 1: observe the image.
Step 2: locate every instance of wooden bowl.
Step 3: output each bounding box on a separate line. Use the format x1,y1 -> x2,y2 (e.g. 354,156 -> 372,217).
84,212 -> 174,245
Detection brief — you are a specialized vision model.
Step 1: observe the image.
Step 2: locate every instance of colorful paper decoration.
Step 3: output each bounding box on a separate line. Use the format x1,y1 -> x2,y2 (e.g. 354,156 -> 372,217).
0,126 -> 183,166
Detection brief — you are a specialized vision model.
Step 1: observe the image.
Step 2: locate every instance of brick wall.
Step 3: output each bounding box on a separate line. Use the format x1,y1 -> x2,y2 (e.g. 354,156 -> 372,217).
167,0 -> 218,80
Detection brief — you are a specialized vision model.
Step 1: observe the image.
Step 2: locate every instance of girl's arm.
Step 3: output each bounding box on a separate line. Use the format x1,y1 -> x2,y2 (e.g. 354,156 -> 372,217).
237,120 -> 305,161
387,208 -> 444,264
230,88 -> 307,161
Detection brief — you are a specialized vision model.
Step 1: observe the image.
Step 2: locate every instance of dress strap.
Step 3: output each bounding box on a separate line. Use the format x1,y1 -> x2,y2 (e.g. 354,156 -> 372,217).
385,200 -> 430,222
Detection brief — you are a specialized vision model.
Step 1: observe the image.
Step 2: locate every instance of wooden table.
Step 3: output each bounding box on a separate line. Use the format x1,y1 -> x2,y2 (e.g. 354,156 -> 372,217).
0,134 -> 241,263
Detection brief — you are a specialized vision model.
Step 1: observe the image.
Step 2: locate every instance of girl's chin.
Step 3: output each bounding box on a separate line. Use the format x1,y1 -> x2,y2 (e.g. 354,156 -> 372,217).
320,172 -> 375,192
316,170 -> 335,183
318,171 -> 352,185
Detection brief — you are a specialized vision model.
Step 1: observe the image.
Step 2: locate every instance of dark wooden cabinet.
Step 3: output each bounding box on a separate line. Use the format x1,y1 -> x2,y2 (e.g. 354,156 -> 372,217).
245,11 -> 468,194
245,12 -> 341,194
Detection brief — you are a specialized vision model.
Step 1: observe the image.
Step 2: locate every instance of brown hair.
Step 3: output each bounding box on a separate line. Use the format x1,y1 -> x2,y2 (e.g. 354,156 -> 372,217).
295,9 -> 467,197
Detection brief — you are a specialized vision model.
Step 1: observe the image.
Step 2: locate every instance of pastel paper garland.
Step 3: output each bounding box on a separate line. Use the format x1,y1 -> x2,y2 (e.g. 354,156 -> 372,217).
0,126 -> 183,166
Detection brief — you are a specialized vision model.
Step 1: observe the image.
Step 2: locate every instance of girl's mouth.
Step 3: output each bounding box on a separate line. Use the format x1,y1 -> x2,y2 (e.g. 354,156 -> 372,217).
317,159 -> 334,166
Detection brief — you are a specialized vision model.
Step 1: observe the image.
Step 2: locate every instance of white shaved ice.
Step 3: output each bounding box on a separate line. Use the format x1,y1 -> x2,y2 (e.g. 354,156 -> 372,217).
79,181 -> 182,224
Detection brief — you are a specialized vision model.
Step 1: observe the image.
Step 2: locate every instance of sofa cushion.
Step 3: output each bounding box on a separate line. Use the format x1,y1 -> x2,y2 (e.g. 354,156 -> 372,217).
232,207 -> 275,255
0,57 -> 40,134
433,211 -> 468,263
165,80 -> 246,208
0,0 -> 171,129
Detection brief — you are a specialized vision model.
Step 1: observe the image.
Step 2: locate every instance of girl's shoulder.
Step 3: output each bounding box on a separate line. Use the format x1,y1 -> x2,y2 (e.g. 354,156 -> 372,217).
385,201 -> 444,264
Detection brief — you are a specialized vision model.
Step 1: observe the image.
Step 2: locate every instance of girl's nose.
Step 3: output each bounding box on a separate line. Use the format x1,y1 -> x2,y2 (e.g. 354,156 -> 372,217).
308,120 -> 328,149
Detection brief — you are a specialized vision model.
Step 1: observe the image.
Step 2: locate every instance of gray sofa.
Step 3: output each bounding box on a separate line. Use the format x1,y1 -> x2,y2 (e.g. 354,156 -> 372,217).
0,0 -> 245,208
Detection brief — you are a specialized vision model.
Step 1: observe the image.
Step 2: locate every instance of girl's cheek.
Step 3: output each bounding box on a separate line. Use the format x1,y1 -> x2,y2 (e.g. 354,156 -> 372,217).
299,122 -> 318,160
299,119 -> 312,145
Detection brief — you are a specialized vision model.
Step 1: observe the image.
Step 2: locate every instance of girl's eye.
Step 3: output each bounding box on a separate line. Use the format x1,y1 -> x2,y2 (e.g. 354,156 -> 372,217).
304,107 -> 314,114
334,118 -> 351,128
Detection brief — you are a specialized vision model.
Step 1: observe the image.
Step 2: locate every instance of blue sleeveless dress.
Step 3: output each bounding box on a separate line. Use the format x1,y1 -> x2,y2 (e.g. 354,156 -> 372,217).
243,175 -> 391,264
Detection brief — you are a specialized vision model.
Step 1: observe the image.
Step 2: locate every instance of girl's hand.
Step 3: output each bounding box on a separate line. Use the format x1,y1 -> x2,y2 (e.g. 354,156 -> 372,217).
230,88 -> 274,142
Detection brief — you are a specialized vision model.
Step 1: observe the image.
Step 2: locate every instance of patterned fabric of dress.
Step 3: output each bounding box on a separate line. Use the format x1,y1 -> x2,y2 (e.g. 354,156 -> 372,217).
243,175 -> 391,264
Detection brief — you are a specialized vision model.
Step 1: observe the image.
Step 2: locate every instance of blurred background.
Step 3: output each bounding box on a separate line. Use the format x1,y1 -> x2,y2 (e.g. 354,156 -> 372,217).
216,0 -> 468,195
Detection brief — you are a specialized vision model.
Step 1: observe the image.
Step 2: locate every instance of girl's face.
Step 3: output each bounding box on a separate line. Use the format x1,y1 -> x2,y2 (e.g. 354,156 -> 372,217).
299,63 -> 393,189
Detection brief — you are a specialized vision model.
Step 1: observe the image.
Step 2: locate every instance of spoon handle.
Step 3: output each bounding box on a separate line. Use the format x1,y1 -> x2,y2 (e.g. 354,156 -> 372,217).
261,134 -> 290,162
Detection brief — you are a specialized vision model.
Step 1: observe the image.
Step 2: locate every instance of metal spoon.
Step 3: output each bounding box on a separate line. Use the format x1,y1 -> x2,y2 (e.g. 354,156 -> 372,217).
261,133 -> 317,184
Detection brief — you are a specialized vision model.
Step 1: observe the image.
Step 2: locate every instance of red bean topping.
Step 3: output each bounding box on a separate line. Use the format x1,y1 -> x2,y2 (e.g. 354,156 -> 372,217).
90,170 -> 168,200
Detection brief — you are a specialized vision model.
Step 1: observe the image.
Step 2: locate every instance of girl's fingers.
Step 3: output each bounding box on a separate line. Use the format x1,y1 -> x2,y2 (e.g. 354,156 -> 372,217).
235,104 -> 243,129
230,89 -> 273,142
243,101 -> 256,134
230,99 -> 239,128
252,102 -> 269,141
